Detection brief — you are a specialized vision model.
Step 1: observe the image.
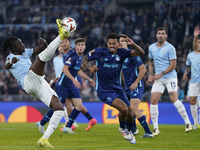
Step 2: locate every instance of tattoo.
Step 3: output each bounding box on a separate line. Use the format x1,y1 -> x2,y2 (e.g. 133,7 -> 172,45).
149,58 -> 155,75
161,71 -> 166,75
185,66 -> 191,75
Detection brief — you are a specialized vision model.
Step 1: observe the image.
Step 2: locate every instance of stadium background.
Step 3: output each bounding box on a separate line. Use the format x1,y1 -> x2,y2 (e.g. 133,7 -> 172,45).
0,0 -> 199,124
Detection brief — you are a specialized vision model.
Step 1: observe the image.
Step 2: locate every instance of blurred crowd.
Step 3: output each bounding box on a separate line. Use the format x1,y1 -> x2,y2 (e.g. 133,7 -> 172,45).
0,0 -> 200,102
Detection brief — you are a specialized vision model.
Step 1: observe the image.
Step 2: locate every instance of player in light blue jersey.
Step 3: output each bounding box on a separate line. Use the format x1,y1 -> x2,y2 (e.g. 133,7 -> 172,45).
82,33 -> 145,144
119,34 -> 153,138
0,19 -> 70,148
183,26 -> 200,129
148,27 -> 192,136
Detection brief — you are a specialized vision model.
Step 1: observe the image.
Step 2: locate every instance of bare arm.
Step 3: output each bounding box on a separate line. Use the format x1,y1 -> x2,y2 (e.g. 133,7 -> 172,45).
62,65 -> 81,89
32,37 -> 48,56
130,64 -> 146,90
5,57 -> 19,69
153,59 -> 177,80
147,58 -> 154,84
126,38 -> 145,56
78,69 -> 95,86
183,65 -> 191,81
82,55 -> 98,73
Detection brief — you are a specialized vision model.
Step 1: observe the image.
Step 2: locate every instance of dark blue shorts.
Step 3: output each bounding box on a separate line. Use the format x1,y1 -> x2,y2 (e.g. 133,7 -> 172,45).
55,84 -> 81,103
97,90 -> 130,106
125,86 -> 144,100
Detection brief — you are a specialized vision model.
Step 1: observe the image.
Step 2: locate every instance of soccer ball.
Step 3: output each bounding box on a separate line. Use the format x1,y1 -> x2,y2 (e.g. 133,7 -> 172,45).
62,17 -> 77,33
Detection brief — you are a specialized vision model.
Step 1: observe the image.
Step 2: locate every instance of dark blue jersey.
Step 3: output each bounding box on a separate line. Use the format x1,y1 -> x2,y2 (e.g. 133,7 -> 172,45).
122,56 -> 144,93
62,49 -> 74,63
87,47 -> 131,92
58,51 -> 83,87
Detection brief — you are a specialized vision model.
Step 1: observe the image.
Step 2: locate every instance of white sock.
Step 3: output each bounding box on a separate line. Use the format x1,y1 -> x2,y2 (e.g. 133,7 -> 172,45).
197,99 -> 200,124
43,110 -> 64,139
150,104 -> 159,129
191,104 -> 198,124
173,100 -> 191,124
39,36 -> 62,62
63,106 -> 69,122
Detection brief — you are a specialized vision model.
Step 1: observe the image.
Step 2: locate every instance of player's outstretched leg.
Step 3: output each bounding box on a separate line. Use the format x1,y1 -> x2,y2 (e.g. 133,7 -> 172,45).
38,137 -> 54,148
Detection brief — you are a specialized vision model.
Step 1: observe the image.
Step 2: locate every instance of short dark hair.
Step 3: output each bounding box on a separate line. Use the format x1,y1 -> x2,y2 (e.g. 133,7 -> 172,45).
107,33 -> 120,41
74,38 -> 86,45
119,34 -> 127,39
157,27 -> 168,34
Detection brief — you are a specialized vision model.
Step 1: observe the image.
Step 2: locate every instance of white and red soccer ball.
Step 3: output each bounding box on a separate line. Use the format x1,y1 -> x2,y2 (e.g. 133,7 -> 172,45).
62,17 -> 77,33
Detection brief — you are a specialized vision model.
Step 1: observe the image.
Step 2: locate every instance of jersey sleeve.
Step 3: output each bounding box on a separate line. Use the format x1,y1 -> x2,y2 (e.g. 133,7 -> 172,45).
64,52 -> 76,68
132,56 -> 143,67
186,53 -> 191,66
122,48 -> 131,60
168,45 -> 177,60
87,48 -> 101,61
148,46 -> 153,59
25,48 -> 33,57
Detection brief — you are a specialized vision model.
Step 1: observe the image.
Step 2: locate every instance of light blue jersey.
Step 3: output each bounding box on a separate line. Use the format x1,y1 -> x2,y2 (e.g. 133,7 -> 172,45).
53,56 -> 63,78
149,41 -> 177,79
6,48 -> 33,88
186,51 -> 200,84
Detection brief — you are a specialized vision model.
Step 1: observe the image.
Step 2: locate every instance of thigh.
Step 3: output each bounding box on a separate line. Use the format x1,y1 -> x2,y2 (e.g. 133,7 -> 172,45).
116,90 -> 130,106
189,83 -> 200,97
151,79 -> 165,93
165,78 -> 178,92
55,85 -> 68,103
68,86 -> 81,99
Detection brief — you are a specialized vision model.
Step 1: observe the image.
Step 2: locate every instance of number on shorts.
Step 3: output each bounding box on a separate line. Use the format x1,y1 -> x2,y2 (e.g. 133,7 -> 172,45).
170,82 -> 176,88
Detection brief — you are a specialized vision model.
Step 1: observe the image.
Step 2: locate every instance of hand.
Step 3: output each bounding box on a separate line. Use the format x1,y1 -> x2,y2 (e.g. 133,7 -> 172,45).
130,82 -> 138,91
194,26 -> 200,37
38,37 -> 47,45
148,75 -> 154,84
126,38 -> 134,45
153,74 -> 162,80
11,57 -> 19,64
82,81 -> 87,90
89,66 -> 98,73
72,80 -> 81,89
183,73 -> 188,81
88,79 -> 95,86
54,77 -> 60,83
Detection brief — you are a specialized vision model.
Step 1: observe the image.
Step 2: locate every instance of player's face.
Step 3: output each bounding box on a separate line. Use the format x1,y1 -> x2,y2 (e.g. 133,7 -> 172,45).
119,37 -> 127,49
107,38 -> 119,54
197,39 -> 200,52
156,30 -> 167,43
12,38 -> 25,54
75,42 -> 85,55
58,44 -> 64,54
61,39 -> 70,53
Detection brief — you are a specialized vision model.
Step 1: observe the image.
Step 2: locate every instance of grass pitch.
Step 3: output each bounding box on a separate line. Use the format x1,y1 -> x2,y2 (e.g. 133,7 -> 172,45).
0,123 -> 199,150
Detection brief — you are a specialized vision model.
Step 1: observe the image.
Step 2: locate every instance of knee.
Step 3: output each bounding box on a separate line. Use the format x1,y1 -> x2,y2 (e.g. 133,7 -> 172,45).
74,104 -> 83,111
120,107 -> 128,116
50,96 -> 64,111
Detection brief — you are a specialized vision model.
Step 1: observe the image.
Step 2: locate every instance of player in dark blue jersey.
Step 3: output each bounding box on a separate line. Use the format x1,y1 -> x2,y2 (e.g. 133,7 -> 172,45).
82,33 -> 145,144
119,34 -> 153,138
57,38 -> 97,133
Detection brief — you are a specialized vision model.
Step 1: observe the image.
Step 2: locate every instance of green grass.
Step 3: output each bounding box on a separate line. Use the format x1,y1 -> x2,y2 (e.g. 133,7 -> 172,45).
0,123 -> 199,150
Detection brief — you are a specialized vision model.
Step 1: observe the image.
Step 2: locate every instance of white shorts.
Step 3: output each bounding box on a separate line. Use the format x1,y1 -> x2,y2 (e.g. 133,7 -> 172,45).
189,83 -> 200,97
151,78 -> 178,93
23,70 -> 58,107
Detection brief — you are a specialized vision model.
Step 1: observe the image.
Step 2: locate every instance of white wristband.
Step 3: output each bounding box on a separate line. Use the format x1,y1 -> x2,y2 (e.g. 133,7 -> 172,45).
50,80 -> 54,83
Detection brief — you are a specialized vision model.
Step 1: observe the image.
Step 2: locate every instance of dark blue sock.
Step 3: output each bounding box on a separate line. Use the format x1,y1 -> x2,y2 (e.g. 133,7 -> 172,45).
40,109 -> 53,126
138,115 -> 152,134
84,112 -> 93,121
119,120 -> 126,129
66,108 -> 80,127
132,115 -> 137,132
126,122 -> 133,131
